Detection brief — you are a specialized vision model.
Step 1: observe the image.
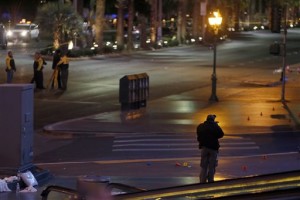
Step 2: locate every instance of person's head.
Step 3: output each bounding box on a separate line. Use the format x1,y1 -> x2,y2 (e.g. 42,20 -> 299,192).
8,51 -> 13,57
34,52 -> 41,59
206,114 -> 216,122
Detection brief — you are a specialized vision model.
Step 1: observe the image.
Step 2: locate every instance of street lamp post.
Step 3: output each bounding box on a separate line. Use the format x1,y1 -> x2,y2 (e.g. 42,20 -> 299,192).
208,11 -> 222,102
281,4 -> 287,102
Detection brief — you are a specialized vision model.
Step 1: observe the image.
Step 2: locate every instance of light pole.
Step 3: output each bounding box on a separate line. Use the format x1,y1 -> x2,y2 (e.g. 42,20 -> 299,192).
281,4 -> 287,102
208,11 -> 222,102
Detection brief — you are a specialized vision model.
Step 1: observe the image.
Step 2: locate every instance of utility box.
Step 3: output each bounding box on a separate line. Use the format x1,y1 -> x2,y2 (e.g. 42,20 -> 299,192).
0,84 -> 34,172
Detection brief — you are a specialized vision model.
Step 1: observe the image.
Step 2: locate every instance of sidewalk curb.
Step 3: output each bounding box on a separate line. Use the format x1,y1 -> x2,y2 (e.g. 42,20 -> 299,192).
241,80 -> 282,87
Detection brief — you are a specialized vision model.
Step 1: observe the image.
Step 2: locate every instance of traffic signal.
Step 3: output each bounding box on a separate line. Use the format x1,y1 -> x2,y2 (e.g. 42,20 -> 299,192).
271,6 -> 282,33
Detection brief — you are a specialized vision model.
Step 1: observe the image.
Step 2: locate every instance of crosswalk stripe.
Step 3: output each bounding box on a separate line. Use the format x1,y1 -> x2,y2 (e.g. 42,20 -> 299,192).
113,142 -> 256,147
115,135 -> 246,139
112,146 -> 259,152
113,148 -> 196,151
112,135 -> 259,152
114,135 -> 187,138
113,143 -> 198,147
115,135 -> 243,138
221,146 -> 259,150
114,139 -> 194,143
114,139 -> 255,143
221,142 -> 256,145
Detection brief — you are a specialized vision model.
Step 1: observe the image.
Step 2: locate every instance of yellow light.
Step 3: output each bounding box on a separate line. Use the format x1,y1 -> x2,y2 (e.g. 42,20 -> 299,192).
68,41 -> 74,50
208,11 -> 222,26
20,19 -> 26,24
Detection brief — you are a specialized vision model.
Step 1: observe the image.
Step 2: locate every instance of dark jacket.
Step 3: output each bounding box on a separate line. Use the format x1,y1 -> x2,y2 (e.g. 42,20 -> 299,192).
197,120 -> 224,150
52,53 -> 61,70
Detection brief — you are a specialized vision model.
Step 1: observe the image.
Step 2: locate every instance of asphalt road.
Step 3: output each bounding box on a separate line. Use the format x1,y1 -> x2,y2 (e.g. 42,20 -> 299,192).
0,29 -> 299,144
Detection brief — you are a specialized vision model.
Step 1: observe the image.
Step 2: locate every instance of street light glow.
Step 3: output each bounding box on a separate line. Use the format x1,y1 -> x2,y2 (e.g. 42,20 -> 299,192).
208,11 -> 222,26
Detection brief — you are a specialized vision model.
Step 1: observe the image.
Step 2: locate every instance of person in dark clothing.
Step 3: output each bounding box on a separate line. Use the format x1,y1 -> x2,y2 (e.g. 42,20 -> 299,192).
51,49 -> 62,89
197,114 -> 224,183
5,51 -> 16,83
33,52 -> 46,89
56,52 -> 69,90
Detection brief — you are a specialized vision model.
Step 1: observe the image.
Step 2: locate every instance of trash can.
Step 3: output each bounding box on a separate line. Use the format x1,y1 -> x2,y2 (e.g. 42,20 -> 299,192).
119,73 -> 149,111
119,75 -> 137,110
135,73 -> 149,108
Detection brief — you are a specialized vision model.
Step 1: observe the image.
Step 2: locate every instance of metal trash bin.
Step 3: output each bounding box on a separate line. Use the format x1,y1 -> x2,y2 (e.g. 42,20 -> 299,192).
119,73 -> 149,111
135,73 -> 149,108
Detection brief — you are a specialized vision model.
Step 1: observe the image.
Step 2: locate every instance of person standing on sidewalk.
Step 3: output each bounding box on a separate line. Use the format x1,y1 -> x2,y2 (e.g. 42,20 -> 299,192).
5,51 -> 16,83
56,52 -> 69,90
33,52 -> 46,89
197,114 -> 224,183
51,49 -> 62,89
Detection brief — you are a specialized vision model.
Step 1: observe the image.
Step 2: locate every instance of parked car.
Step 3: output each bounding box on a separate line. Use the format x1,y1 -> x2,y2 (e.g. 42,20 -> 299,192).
7,23 -> 39,42
0,24 -> 7,49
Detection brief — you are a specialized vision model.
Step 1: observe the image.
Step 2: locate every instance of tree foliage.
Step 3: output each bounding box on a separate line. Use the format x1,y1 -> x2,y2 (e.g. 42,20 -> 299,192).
35,2 -> 83,49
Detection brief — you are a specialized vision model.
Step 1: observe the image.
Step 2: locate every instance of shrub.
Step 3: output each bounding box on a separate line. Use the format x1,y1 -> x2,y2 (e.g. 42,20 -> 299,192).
68,48 -> 97,57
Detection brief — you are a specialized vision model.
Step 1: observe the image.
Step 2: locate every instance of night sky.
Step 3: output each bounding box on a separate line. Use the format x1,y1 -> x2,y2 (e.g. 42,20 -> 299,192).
0,0 -> 92,24
0,0 -> 45,23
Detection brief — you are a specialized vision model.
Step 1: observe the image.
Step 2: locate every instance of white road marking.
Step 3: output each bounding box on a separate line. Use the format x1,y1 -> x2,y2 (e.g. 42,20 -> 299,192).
113,142 -> 256,147
113,135 -> 259,152
112,146 -> 259,152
